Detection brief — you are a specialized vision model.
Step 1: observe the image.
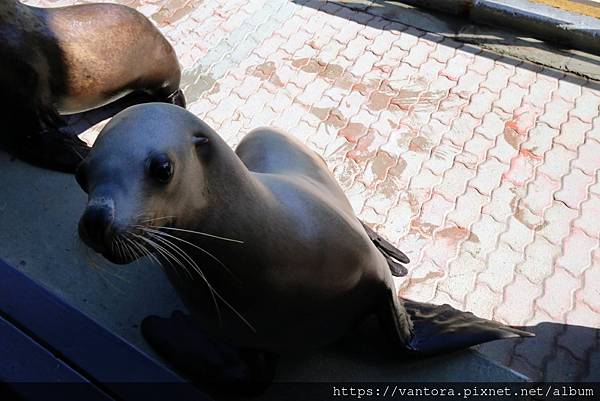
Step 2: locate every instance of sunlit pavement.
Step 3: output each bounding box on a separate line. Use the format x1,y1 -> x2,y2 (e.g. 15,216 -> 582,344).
25,0 -> 600,381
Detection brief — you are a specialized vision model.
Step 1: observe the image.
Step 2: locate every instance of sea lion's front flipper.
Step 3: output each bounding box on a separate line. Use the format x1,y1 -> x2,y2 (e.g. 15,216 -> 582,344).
39,104 -> 67,131
402,299 -> 534,354
361,221 -> 409,277
141,311 -> 277,395
16,129 -> 90,173
166,89 -> 187,108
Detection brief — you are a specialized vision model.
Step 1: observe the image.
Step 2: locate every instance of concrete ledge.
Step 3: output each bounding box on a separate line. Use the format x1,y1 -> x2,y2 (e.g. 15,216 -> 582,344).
398,0 -> 600,55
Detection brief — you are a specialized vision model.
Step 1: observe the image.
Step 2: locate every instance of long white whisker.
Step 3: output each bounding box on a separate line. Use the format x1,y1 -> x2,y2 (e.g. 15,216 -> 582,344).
147,225 -> 244,244
125,237 -> 143,263
138,226 -> 238,281
142,232 -> 223,326
145,232 -> 255,332
128,228 -> 255,332
118,235 -> 136,261
145,233 -> 207,282
124,234 -> 162,267
139,215 -> 177,224
131,233 -> 193,280
116,235 -> 132,262
79,239 -> 129,288
129,233 -> 184,277
141,233 -> 256,332
211,291 -> 256,333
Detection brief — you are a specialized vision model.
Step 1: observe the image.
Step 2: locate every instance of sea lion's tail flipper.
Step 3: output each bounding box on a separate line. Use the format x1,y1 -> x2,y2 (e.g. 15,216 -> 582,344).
361,221 -> 409,277
402,299 -> 534,354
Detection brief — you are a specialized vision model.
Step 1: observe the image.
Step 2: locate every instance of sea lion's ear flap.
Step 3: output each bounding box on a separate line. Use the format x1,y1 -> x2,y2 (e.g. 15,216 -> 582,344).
192,136 -> 209,146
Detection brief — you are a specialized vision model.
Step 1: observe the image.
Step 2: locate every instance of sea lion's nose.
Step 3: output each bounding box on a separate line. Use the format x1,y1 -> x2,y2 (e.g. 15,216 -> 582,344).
79,204 -> 115,252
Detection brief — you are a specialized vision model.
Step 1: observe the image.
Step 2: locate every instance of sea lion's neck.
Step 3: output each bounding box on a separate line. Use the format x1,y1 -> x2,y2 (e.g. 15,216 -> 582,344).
169,135 -> 281,294
192,133 -> 277,245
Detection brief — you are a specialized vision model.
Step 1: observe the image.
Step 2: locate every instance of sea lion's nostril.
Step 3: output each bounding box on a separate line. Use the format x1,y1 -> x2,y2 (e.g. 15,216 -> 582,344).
79,205 -> 115,250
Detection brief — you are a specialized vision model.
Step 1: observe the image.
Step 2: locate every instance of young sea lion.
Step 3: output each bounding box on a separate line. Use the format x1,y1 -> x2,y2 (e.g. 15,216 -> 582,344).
76,104 -> 532,392
0,0 -> 185,172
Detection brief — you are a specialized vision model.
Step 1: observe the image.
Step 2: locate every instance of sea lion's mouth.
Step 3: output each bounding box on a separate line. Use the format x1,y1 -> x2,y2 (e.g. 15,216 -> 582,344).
80,225 -> 150,266
101,228 -> 156,265
80,233 -> 141,266
79,214 -> 173,267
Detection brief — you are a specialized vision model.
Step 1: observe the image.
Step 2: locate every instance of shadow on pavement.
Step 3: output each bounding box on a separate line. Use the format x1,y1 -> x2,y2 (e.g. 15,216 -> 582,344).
293,0 -> 600,89
479,322 -> 600,381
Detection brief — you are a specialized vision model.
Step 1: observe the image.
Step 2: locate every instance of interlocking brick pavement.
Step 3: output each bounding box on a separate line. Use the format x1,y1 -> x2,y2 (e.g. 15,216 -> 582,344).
25,0 -> 600,382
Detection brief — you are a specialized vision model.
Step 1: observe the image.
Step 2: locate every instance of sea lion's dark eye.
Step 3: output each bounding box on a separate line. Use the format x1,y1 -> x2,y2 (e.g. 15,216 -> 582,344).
148,155 -> 173,184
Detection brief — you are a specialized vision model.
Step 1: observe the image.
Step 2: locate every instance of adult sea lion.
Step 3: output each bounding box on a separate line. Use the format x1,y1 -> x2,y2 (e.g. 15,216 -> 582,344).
0,0 -> 185,172
76,104 -> 532,392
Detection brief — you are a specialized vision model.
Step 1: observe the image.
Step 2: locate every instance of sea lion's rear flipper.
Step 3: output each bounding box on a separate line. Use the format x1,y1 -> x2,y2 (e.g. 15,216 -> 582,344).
141,311 -> 277,395
378,292 -> 533,355
361,221 -> 409,277
402,299 -> 534,354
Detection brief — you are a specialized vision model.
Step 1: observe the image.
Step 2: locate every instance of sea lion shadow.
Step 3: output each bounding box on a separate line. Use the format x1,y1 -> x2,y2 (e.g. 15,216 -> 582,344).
477,321 -> 600,382
272,316 -> 504,383
272,319 -> 599,383
249,317 -> 524,400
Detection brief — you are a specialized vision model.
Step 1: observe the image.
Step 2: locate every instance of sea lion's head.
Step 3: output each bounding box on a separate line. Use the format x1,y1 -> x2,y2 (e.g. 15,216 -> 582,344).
76,103 -> 212,264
